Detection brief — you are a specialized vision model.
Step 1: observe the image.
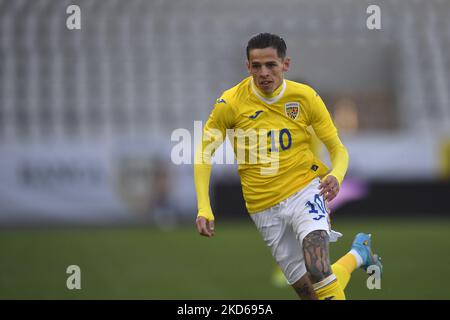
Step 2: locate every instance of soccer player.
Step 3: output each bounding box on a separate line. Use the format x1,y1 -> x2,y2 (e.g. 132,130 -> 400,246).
194,33 -> 382,300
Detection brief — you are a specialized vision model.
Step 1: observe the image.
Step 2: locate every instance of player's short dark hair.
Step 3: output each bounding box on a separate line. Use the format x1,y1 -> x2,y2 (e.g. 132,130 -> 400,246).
246,33 -> 287,60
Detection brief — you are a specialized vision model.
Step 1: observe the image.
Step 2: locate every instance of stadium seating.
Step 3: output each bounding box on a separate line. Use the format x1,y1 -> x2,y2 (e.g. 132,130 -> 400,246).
0,0 -> 448,144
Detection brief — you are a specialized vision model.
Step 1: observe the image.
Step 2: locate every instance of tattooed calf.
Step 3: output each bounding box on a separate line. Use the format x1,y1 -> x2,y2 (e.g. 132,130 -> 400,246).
302,230 -> 332,283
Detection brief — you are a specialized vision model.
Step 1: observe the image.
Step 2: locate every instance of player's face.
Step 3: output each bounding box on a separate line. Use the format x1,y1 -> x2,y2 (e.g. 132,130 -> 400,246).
247,47 -> 290,94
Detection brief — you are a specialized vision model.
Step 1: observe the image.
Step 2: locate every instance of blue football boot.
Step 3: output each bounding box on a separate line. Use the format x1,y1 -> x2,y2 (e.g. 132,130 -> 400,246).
351,233 -> 383,276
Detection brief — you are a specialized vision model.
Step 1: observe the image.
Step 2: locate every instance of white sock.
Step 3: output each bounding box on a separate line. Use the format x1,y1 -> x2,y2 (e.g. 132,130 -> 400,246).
349,249 -> 363,268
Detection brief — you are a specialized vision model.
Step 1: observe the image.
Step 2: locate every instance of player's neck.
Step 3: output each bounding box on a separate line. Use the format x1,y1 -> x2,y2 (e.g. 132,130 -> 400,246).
251,78 -> 286,105
253,79 -> 285,98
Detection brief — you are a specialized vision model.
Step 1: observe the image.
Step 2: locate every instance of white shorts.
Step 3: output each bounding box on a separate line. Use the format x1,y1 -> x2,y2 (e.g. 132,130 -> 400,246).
250,178 -> 335,285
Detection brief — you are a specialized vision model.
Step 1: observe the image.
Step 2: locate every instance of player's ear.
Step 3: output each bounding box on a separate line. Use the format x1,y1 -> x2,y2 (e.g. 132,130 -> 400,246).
246,60 -> 251,73
282,57 -> 291,72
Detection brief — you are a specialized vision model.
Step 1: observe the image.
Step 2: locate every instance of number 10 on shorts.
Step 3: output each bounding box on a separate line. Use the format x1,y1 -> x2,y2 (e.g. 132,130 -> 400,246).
305,194 -> 327,220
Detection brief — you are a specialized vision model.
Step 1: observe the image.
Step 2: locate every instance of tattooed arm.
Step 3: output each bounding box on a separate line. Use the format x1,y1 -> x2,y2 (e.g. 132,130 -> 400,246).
302,230 -> 332,283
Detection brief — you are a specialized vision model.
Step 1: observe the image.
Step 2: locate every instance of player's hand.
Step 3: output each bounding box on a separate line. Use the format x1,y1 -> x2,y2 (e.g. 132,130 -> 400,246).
319,175 -> 339,202
196,216 -> 215,238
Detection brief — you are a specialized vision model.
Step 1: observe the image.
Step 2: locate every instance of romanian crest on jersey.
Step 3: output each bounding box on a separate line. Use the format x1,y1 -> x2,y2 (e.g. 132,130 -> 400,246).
285,102 -> 300,120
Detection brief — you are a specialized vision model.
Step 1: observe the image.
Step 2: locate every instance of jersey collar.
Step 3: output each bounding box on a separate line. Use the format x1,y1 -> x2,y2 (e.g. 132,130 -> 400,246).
250,79 -> 286,105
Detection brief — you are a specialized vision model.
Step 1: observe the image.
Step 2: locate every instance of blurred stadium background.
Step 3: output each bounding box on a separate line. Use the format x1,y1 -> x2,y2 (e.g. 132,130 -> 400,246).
0,0 -> 449,299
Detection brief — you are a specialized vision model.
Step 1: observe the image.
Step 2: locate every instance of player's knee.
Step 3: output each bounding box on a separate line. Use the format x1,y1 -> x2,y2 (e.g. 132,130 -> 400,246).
302,230 -> 332,283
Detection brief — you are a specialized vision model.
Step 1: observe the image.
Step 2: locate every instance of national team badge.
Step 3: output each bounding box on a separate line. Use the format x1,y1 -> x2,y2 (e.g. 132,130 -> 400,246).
285,102 -> 300,120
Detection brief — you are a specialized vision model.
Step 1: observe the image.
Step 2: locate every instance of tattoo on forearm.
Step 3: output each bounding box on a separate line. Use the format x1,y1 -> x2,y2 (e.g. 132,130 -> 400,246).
303,230 -> 332,283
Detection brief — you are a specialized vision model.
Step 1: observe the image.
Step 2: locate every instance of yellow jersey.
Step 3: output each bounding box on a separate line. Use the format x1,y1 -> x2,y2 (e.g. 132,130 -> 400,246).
195,76 -> 348,217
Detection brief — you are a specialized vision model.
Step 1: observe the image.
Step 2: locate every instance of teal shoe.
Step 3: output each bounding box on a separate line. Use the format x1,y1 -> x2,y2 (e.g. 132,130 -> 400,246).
351,233 -> 383,276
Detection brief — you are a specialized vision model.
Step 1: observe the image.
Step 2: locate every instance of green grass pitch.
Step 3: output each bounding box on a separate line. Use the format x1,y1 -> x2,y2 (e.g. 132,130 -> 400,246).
0,217 -> 450,299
